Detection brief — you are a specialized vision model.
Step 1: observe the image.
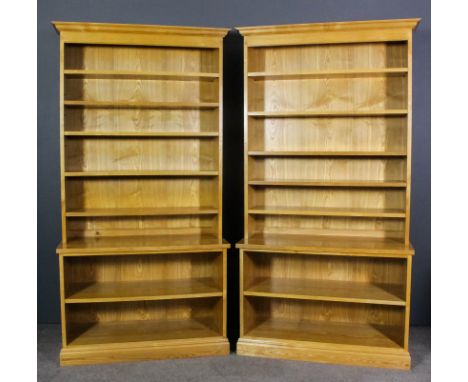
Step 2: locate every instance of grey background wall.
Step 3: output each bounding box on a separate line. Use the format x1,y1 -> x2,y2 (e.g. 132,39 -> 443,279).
38,0 -> 431,341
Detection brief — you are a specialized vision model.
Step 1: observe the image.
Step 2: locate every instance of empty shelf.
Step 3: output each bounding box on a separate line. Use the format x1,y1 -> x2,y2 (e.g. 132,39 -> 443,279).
248,206 -> 405,218
57,234 -> 229,254
64,170 -> 218,177
66,207 -> 218,217
64,69 -> 219,81
248,179 -> 407,188
64,100 -> 219,109
244,318 -> 403,349
248,151 -> 407,157
64,131 -> 219,138
237,233 -> 414,256
248,110 -> 408,118
66,278 -> 222,303
68,318 -> 221,347
248,68 -> 408,80
244,278 -> 405,306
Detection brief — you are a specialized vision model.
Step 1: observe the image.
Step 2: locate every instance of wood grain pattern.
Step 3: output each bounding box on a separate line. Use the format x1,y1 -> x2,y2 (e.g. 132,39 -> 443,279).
60,338 -> 229,366
54,22 -> 228,365
237,19 -> 418,368
237,338 -> 410,369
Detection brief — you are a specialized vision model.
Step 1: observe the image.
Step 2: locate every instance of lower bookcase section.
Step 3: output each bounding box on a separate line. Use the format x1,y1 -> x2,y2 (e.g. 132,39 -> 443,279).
240,295 -> 409,369
66,297 -> 224,346
61,297 -> 228,365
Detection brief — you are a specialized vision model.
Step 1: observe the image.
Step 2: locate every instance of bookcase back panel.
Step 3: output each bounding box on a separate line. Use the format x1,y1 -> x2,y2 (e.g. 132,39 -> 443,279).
67,215 -> 218,238
65,108 -> 218,133
249,187 -> 405,210
64,252 -> 223,288
243,252 -> 406,289
65,78 -> 218,103
248,77 -> 407,112
249,117 -> 407,152
250,158 -> 406,182
66,178 -> 218,210
65,44 -> 219,73
65,138 -> 217,171
249,215 -> 404,239
248,42 -> 407,72
66,297 -> 223,345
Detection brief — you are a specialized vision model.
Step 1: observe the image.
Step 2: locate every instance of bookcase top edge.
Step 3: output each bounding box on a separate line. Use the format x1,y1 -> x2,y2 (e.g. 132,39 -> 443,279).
236,18 -> 421,36
52,21 -> 230,37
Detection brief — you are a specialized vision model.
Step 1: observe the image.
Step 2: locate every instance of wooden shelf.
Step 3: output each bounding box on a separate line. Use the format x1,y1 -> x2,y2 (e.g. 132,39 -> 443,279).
64,100 -> 219,109
237,233 -> 414,256
64,170 -> 218,177
248,151 -> 407,157
248,179 -> 407,188
68,318 -> 221,347
248,110 -> 408,118
244,318 -> 403,350
64,131 -> 219,138
64,69 -> 219,81
65,278 -> 222,303
244,278 -> 405,306
66,207 -> 218,217
57,234 -> 229,254
248,206 -> 406,218
248,68 -> 408,80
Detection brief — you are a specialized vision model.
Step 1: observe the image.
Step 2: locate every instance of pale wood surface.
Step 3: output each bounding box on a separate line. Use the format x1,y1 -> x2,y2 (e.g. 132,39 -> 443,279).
57,235 -> 229,254
237,234 -> 413,255
66,278 -> 222,303
60,338 -> 229,366
244,278 -> 405,306
237,338 -> 410,369
68,318 -> 220,346
238,19 -> 417,368
55,21 -> 228,365
244,318 -> 403,349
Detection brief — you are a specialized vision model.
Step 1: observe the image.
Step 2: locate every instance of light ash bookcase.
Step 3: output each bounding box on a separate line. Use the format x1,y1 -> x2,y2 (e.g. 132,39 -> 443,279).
53,22 -> 229,366
236,19 -> 420,369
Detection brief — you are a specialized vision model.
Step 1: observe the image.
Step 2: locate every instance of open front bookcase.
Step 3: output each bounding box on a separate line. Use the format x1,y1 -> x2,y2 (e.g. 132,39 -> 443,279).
53,22 -> 229,366
236,19 -> 419,369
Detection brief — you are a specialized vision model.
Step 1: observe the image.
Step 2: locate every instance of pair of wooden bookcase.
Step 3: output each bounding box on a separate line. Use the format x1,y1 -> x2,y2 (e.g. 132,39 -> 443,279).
53,18 -> 419,369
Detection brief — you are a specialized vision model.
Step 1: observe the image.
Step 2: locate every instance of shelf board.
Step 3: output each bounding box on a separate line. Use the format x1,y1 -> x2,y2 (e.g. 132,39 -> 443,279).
248,151 -> 406,157
237,233 -> 414,256
68,318 -> 220,347
248,68 -> 408,80
66,207 -> 219,217
57,234 -> 229,254
64,170 -> 218,177
248,179 -> 407,188
64,131 -> 219,138
64,100 -> 219,109
248,110 -> 408,118
248,206 -> 406,218
65,278 -> 222,304
244,278 -> 405,306
244,318 -> 403,350
64,69 -> 219,81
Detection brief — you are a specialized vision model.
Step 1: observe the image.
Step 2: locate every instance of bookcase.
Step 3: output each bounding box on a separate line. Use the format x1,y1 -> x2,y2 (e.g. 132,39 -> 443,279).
236,19 -> 419,369
53,22 -> 230,366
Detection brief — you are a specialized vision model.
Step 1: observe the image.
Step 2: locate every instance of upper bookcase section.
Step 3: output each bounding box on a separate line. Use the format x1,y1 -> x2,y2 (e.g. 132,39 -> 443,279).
53,22 -> 229,48
237,19 -> 420,46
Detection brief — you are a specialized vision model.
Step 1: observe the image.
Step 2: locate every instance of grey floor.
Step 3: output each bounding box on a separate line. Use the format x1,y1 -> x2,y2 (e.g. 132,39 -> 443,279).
38,324 -> 430,382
